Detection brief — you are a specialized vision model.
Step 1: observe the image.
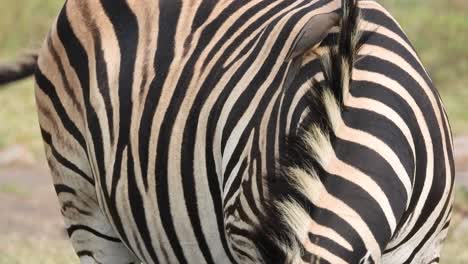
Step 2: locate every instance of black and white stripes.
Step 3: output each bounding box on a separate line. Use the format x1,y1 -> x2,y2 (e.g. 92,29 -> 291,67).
28,0 -> 455,263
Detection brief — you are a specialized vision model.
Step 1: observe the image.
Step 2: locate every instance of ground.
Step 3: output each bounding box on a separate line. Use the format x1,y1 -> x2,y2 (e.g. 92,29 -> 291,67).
0,152 -> 77,263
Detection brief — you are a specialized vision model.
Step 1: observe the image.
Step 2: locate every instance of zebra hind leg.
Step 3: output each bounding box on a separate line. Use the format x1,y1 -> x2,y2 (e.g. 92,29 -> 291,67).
40,131 -> 140,263
36,65 -> 140,264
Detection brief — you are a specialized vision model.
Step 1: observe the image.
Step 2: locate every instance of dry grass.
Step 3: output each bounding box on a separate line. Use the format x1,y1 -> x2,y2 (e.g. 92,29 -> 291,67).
380,0 -> 468,134
0,79 -> 42,156
0,235 -> 77,264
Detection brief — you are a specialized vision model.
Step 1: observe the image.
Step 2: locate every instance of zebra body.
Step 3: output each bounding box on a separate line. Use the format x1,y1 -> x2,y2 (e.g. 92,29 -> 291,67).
34,0 -> 454,263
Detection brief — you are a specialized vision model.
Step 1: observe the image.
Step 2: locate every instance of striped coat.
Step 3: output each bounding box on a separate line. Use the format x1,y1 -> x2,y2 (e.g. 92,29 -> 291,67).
33,0 -> 454,263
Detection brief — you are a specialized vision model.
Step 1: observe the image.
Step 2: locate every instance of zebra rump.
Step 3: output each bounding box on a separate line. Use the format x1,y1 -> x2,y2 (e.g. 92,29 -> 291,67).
254,0 -> 364,262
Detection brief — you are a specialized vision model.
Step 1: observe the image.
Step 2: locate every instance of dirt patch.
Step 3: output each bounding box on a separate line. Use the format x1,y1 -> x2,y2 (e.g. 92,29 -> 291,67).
0,163 -> 67,240
455,137 -> 468,188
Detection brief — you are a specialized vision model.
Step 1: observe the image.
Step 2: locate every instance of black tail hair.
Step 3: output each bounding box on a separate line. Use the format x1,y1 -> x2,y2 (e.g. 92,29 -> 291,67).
0,52 -> 38,86
252,0 -> 363,263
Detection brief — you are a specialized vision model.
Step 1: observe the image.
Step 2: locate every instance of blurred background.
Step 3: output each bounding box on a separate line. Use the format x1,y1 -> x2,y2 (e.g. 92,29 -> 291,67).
0,0 -> 466,263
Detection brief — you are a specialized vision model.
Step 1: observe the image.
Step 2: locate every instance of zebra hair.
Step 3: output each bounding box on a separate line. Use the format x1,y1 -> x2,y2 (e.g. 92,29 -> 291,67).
0,52 -> 37,85
254,0 -> 365,262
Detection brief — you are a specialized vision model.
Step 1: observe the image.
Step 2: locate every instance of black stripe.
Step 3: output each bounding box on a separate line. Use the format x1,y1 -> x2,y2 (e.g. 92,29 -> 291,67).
35,70 -> 87,151
89,18 -> 115,144
191,0 -> 218,33
98,0 -> 146,259
224,159 -> 248,209
201,0 -> 289,70
149,0 -> 188,262
56,4 -> 116,238
67,224 -> 121,242
360,8 -> 412,50
220,0 -> 329,152
342,106 -> 413,215
62,200 -> 93,216
157,2 -> 233,261
350,80 -> 427,236
356,56 -> 447,249
330,138 -> 393,249
77,250 -> 96,261
46,38 -> 82,117
308,233 -> 354,261
311,205 -> 367,263
404,192 -> 452,263
41,128 -> 94,185
127,148 -> 160,263
54,184 -> 76,195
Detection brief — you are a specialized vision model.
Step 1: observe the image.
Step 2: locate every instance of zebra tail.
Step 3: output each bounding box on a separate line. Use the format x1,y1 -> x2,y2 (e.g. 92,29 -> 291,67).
254,0 -> 363,262
0,52 -> 38,86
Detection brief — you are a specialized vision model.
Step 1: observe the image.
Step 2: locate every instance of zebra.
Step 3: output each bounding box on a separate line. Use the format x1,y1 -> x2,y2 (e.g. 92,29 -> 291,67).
0,0 -> 454,263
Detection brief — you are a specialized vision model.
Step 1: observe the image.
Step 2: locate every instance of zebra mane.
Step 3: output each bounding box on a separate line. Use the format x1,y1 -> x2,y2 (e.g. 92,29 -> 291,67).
253,0 -> 363,262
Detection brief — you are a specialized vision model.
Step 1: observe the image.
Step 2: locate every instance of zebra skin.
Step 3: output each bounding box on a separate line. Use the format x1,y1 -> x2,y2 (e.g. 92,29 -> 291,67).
1,0 -> 452,263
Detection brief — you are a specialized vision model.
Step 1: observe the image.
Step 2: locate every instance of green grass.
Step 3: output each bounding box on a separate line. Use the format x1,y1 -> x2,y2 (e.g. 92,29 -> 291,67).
441,89 -> 468,134
0,79 -> 42,155
0,0 -> 63,155
380,0 -> 468,134
0,0 -> 63,60
0,183 -> 28,197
